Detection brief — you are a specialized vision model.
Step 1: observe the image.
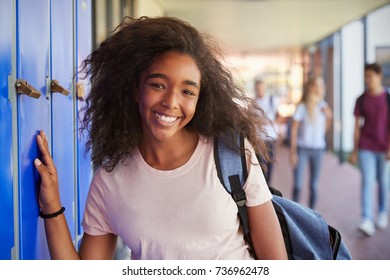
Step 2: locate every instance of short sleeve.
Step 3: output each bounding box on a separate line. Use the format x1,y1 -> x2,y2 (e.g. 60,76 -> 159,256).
81,169 -> 114,236
353,98 -> 361,117
293,103 -> 305,121
242,139 -> 272,207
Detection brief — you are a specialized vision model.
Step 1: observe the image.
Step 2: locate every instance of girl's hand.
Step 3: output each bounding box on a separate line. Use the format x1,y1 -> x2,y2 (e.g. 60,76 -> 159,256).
34,130 -> 62,214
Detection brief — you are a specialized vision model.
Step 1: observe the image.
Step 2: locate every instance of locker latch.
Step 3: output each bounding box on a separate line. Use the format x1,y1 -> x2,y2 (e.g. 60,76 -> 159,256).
15,79 -> 41,99
51,79 -> 70,96
76,82 -> 85,101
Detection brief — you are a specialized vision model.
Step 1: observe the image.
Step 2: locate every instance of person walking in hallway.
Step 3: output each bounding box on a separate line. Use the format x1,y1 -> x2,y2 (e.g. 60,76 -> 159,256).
290,76 -> 332,209
254,76 -> 280,185
348,63 -> 390,237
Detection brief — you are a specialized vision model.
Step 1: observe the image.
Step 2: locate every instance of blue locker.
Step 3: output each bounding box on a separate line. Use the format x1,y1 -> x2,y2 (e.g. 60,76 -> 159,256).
0,0 -> 92,259
75,0 -> 93,244
17,0 -> 51,259
50,0 -> 77,244
0,0 -> 15,260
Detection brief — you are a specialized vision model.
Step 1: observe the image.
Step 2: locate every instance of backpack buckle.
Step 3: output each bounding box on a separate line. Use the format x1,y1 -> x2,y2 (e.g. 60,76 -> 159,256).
228,175 -> 247,207
232,189 -> 246,207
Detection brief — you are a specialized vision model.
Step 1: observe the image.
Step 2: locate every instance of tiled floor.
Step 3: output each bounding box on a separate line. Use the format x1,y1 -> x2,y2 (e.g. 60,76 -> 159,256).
271,144 -> 390,260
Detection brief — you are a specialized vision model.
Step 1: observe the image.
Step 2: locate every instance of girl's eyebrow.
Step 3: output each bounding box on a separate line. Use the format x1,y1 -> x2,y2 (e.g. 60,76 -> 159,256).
146,73 -> 199,89
146,73 -> 168,80
185,80 -> 199,89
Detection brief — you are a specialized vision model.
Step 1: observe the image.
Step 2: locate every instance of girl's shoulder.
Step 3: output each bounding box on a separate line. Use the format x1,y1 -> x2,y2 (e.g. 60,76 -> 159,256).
293,103 -> 306,117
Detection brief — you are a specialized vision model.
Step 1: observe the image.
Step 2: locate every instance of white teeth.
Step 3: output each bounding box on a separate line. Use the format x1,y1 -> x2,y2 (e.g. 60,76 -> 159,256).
155,112 -> 178,123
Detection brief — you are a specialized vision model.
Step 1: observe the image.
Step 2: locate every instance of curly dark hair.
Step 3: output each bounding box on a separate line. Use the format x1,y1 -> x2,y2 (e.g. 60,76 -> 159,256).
79,16 -> 271,172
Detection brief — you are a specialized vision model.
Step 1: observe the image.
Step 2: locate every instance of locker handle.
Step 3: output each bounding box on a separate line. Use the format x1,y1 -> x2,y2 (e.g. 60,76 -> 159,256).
51,79 -> 70,96
76,82 -> 85,101
15,79 -> 41,99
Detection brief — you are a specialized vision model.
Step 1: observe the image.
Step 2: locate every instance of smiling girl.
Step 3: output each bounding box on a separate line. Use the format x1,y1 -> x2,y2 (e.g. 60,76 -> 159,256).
34,16 -> 287,260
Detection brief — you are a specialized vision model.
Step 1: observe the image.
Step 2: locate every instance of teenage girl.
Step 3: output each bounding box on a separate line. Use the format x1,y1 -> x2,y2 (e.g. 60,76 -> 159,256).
290,76 -> 332,209
35,16 -> 287,260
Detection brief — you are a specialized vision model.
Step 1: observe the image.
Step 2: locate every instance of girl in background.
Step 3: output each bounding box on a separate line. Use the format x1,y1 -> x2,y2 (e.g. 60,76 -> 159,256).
290,76 -> 332,209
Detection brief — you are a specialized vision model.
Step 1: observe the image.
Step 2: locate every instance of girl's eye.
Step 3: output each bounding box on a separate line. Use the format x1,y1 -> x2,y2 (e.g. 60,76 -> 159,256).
183,90 -> 195,96
150,83 -> 165,89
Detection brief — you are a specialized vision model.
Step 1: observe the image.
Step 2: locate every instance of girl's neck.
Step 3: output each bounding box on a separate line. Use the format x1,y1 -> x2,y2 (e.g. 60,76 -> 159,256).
304,96 -> 320,123
138,130 -> 199,170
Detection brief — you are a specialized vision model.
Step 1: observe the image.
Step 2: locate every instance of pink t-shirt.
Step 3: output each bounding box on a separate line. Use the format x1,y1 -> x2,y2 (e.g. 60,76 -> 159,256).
82,136 -> 272,260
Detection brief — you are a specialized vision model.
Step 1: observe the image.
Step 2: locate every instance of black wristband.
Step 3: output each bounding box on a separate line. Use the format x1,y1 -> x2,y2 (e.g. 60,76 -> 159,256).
39,206 -> 65,219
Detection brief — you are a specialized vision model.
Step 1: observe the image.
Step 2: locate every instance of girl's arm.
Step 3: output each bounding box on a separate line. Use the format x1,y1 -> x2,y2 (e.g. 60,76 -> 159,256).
79,233 -> 117,259
247,201 -> 288,260
35,130 -> 117,259
322,103 -> 333,132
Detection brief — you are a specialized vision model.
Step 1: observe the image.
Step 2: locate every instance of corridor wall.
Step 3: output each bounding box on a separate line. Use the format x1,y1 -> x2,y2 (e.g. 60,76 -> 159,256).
0,0 -> 92,260
366,5 -> 390,64
339,20 -> 365,154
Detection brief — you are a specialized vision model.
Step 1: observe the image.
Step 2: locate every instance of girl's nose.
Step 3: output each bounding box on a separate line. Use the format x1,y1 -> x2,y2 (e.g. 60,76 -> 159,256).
161,90 -> 179,109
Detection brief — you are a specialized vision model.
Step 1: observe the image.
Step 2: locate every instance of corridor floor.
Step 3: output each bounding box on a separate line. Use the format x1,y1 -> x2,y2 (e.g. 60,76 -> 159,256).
271,144 -> 390,260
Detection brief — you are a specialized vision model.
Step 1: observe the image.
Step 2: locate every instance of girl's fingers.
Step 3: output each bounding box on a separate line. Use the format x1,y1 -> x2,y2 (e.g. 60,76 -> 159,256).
34,131 -> 56,182
36,131 -> 57,176
40,130 -> 49,148
34,158 -> 51,185
37,131 -> 49,152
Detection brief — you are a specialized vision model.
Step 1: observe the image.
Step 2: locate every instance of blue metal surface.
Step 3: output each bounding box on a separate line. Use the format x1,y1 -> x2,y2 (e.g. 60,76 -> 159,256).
17,0 -> 51,259
50,0 -> 76,243
1,0 -> 93,259
0,0 -> 15,260
76,0 -> 93,241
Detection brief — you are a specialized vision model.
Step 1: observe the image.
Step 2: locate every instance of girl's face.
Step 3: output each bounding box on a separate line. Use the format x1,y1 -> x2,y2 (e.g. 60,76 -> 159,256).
136,51 -> 201,143
309,78 -> 325,102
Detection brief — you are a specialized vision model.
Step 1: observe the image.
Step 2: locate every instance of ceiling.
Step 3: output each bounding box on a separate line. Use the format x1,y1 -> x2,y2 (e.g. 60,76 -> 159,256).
158,0 -> 390,53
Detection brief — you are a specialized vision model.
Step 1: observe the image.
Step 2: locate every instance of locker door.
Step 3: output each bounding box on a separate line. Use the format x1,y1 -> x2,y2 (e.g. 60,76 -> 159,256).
75,0 -> 92,245
50,0 -> 76,244
17,0 -> 51,259
0,0 -> 15,260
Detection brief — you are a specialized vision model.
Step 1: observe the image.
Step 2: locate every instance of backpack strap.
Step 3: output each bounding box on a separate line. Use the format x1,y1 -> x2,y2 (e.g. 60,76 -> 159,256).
214,134 -> 247,192
214,134 -> 254,255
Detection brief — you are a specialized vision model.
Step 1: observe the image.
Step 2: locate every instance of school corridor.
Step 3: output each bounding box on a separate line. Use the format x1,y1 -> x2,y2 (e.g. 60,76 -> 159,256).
271,144 -> 390,260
